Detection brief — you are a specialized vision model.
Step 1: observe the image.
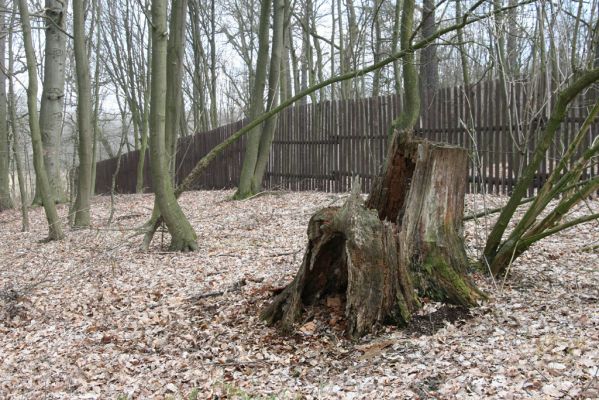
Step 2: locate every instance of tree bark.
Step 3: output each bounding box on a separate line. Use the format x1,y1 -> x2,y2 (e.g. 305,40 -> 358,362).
90,0 -> 102,196
33,0 -> 69,205
148,0 -> 197,252
0,0 -> 13,211
456,0 -> 470,87
18,0 -> 64,240
234,0 -> 271,200
165,0 -> 187,179
390,0 -> 419,138
7,5 -> 28,229
419,0 -> 439,95
252,0 -> 286,192
73,0 -> 94,227
262,134 -> 484,338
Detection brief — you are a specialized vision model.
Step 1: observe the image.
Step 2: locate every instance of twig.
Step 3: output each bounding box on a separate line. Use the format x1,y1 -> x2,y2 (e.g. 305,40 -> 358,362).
189,279 -> 247,301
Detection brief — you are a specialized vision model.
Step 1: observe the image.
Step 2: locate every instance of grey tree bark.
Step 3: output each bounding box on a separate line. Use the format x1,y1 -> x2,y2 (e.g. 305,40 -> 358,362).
252,0 -> 287,191
90,0 -> 102,195
148,0 -> 197,251
419,0 -> 439,95
0,0 -> 12,211
7,2 -> 26,229
165,0 -> 188,179
33,0 -> 70,205
18,0 -> 64,240
233,0 -> 272,199
72,0 -> 94,227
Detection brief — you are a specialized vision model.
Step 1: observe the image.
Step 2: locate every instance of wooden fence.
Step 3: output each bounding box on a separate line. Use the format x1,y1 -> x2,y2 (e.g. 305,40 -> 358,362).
94,80 -> 599,196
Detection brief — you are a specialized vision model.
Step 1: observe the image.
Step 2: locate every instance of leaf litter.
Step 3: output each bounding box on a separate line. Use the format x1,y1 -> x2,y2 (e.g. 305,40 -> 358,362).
0,190 -> 597,399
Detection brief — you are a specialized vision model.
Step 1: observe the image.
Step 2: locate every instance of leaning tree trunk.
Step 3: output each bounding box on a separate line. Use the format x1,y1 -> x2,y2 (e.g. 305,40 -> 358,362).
262,133 -> 484,338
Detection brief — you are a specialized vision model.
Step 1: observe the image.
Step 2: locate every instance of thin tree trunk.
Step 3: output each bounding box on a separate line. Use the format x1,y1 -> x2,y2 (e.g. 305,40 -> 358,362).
419,0 -> 439,96
136,20 -> 152,194
391,0 -> 402,94
73,0 -> 94,227
18,0 -> 64,240
390,0 -> 419,138
0,0 -> 12,211
189,0 -> 209,131
234,0 -> 272,199
252,0 -> 286,191
456,0 -> 470,86
148,0 -> 197,251
165,0 -> 188,179
209,0 -> 218,128
506,0 -> 519,76
7,9 -> 28,230
484,69 -> 599,272
90,0 -> 102,195
371,0 -> 383,97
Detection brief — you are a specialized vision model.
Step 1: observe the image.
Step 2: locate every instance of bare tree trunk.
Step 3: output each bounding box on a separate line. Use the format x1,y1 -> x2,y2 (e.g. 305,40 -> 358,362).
234,0 -> 272,199
390,0 -> 419,138
371,0 -> 383,97
165,0 -> 188,179
252,0 -> 286,191
0,0 -> 12,211
33,0 -> 69,205
209,0 -> 218,128
7,7 -> 28,229
18,0 -> 64,240
456,0 -> 470,86
136,28 -> 151,194
391,0 -> 402,94
73,0 -> 94,227
188,0 -> 209,131
419,0 -> 439,97
148,0 -> 197,252
90,0 -> 102,195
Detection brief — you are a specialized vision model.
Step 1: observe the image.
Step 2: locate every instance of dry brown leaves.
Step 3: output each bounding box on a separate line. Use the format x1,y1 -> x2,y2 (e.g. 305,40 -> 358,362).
0,190 -> 597,399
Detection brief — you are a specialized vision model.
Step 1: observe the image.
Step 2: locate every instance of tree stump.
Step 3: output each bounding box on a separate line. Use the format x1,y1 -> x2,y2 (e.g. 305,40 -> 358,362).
261,133 -> 485,338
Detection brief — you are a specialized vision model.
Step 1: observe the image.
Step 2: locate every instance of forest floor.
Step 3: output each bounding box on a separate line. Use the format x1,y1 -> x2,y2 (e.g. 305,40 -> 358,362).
0,190 -> 597,399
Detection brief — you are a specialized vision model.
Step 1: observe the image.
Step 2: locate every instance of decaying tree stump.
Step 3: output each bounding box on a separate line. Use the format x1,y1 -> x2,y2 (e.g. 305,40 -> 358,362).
261,133 -> 485,338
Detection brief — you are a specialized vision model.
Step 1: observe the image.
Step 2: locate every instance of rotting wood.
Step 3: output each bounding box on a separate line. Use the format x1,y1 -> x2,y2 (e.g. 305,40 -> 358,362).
261,133 -> 484,338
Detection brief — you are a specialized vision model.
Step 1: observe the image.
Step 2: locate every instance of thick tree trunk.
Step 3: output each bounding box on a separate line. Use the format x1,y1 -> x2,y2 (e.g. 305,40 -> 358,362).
33,0 -> 69,205
18,0 -> 64,240
262,134 -> 484,338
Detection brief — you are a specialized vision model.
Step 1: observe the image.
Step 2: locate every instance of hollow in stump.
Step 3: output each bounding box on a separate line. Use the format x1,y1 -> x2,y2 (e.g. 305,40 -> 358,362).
261,133 -> 485,338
